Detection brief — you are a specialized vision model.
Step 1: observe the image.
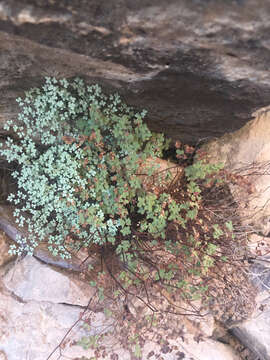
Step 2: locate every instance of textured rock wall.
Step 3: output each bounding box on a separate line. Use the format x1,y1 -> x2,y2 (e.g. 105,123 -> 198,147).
0,0 -> 270,144
202,106 -> 270,360
203,106 -> 270,231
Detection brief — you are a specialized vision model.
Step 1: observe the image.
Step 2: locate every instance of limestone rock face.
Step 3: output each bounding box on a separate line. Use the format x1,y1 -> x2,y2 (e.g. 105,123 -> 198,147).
231,290 -> 270,360
203,106 -> 270,231
0,286 -> 112,360
0,290 -> 83,360
0,261 -> 241,360
0,255 -> 113,360
0,0 -> 270,144
203,107 -> 270,359
3,256 -> 95,306
0,246 -> 240,360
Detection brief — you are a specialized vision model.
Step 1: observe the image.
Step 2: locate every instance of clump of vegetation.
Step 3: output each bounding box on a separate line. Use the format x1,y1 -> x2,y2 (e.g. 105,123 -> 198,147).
1,77 -> 256,359
0,77 -> 230,294
0,78 -> 168,256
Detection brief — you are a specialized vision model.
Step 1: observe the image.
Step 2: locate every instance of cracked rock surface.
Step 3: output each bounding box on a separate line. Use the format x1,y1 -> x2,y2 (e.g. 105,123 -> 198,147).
0,254 -> 113,360
3,256 -> 95,306
0,239 -> 241,360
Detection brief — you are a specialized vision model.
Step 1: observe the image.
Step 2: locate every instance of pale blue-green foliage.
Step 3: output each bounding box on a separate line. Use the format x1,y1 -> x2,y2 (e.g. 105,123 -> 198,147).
0,77 -> 168,258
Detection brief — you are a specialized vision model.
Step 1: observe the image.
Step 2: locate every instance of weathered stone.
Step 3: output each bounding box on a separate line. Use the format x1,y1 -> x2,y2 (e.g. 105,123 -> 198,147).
203,106 -> 270,232
249,256 -> 270,294
0,0 -> 270,144
231,290 -> 270,360
0,263 -> 241,360
3,256 -> 95,306
0,286 -> 240,360
192,104 -> 270,358
229,233 -> 270,359
0,30 -> 146,137
0,285 -> 113,360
